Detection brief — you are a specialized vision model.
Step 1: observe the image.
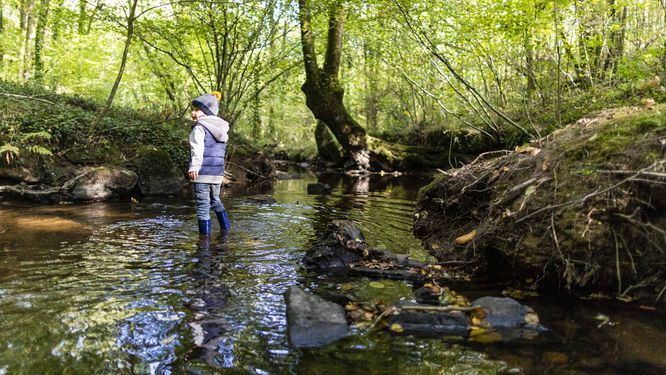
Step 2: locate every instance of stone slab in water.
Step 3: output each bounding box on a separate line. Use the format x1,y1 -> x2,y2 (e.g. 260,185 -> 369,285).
387,310 -> 470,338
285,286 -> 349,348
307,183 -> 332,194
472,296 -> 528,328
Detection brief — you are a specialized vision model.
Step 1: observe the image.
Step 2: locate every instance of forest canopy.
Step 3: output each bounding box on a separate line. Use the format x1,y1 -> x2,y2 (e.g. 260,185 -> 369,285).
0,0 -> 664,159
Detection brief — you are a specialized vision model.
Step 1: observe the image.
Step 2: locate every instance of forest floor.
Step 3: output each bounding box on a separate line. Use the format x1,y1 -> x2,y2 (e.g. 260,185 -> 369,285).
414,105 -> 666,302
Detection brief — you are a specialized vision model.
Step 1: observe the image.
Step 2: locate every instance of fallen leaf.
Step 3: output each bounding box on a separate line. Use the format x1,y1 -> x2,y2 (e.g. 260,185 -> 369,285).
470,330 -> 502,344
369,281 -> 385,289
390,323 -> 404,333
454,229 -> 477,245
524,312 -> 540,326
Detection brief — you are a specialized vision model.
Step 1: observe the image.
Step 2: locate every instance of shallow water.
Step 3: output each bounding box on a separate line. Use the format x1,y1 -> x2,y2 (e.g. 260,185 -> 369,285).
0,172 -> 664,374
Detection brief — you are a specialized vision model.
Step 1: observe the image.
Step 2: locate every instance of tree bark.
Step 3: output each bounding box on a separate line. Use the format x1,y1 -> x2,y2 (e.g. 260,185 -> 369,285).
298,0 -> 371,170
19,0 -> 36,82
315,120 -> 343,164
33,0 -> 50,83
0,0 -> 4,67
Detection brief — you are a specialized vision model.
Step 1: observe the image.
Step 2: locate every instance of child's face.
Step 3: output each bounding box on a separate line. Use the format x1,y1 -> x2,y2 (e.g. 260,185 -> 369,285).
191,107 -> 205,120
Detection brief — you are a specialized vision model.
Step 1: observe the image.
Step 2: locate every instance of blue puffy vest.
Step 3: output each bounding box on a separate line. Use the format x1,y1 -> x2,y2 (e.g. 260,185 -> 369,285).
198,125 -> 226,177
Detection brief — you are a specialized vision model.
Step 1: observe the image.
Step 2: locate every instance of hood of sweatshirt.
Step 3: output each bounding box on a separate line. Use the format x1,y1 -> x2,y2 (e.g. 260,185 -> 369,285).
195,116 -> 229,143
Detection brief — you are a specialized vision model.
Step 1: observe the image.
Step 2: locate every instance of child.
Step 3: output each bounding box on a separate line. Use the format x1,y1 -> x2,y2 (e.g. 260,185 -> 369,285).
188,92 -> 231,235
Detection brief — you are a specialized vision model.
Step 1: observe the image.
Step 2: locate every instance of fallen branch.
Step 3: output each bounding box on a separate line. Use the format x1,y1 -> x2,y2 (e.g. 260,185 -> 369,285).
0,92 -> 56,105
0,169 -> 94,197
516,160 -> 665,223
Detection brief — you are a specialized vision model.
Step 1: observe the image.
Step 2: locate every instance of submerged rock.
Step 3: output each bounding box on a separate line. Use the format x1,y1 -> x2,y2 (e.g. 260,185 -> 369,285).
307,183 -> 332,194
387,310 -> 470,338
285,286 -> 349,348
472,297 -> 531,329
245,195 -> 277,204
471,296 -> 543,341
304,220 -> 369,272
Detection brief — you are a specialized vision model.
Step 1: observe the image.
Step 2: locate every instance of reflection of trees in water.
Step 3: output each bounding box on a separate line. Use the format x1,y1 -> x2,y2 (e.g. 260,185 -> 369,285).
306,173 -> 432,255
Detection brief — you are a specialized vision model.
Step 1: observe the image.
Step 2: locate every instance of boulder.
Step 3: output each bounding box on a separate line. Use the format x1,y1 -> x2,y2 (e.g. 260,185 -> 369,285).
71,166 -> 138,201
304,220 -> 369,272
285,286 -> 349,348
0,155 -> 46,184
387,310 -> 470,338
134,147 -> 186,196
307,183 -> 332,194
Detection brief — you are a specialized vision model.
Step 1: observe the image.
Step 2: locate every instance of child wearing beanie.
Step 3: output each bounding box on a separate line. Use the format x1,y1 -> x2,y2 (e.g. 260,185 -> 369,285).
188,92 -> 231,235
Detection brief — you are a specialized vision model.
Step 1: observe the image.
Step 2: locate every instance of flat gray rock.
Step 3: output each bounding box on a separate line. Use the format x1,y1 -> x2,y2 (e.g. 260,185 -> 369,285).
471,296 -> 528,328
285,286 -> 348,348
71,166 -> 137,201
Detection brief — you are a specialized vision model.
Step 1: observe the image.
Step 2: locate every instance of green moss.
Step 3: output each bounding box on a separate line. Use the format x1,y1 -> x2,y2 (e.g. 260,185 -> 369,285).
134,146 -> 174,175
417,174 -> 445,202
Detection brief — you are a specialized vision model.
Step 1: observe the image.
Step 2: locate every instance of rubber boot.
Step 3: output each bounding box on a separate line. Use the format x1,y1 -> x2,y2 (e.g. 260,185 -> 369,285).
198,219 -> 211,235
215,209 -> 231,232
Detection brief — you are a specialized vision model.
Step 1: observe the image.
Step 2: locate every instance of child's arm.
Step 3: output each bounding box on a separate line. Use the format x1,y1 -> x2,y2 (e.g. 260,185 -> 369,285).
188,125 -> 206,180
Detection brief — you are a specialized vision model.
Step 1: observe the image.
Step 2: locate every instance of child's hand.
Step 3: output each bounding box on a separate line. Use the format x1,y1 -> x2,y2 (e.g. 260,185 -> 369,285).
188,171 -> 198,180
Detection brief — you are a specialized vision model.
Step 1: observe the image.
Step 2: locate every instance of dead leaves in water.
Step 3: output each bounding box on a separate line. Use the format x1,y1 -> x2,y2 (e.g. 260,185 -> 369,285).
345,300 -> 388,327
502,288 -> 539,299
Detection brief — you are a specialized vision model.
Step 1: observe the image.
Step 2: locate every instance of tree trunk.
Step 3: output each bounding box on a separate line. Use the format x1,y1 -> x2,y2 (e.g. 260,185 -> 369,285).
315,120 -> 343,164
298,0 -> 371,170
663,1 -> 666,77
0,0 -> 4,67
51,0 -> 64,41
90,0 -> 138,130
33,0 -> 50,83
78,0 -> 86,34
524,31 -> 536,99
19,0 -> 35,82
363,40 -> 379,131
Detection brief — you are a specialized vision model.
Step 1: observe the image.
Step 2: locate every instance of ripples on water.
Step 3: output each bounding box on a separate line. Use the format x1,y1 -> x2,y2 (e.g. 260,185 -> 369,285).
1,172 -> 665,374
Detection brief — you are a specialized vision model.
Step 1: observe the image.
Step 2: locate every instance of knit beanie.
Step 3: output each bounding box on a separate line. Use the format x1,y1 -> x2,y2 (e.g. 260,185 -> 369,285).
192,93 -> 219,116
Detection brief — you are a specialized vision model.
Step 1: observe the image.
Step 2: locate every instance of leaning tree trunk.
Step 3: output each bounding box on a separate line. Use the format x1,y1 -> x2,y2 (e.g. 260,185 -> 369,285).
297,0 -> 371,170
90,0 -> 137,130
314,120 -> 343,165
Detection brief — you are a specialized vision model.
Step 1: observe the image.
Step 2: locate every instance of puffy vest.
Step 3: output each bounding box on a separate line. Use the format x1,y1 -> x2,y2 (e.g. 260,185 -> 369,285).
198,125 -> 226,177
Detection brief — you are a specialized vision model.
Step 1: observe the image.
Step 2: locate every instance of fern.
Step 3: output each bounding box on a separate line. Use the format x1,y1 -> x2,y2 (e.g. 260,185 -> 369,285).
27,145 -> 53,156
0,143 -> 20,156
20,131 -> 52,141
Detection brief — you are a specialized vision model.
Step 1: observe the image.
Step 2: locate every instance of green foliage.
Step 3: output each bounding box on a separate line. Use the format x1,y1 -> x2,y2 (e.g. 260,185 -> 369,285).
0,0 -> 664,159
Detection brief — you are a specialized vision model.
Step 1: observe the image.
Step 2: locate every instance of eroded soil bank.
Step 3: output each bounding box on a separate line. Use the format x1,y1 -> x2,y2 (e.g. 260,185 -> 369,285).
414,106 -> 666,301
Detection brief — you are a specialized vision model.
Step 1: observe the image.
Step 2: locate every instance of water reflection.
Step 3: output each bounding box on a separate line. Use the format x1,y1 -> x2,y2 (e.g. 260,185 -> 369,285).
1,173 -> 664,374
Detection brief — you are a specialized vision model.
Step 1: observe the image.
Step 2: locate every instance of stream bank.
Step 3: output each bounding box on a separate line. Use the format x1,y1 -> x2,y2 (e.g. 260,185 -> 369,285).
414,106 -> 666,302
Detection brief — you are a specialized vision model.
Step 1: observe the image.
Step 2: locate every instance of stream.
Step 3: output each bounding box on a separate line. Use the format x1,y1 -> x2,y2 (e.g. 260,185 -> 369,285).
1,172 -> 665,374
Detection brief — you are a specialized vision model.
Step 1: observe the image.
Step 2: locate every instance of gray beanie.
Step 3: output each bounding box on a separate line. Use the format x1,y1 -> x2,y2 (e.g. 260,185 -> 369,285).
192,94 -> 219,116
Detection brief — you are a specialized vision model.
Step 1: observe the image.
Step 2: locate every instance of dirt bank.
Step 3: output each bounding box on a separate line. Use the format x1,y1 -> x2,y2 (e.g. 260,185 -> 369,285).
414,106 -> 666,301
